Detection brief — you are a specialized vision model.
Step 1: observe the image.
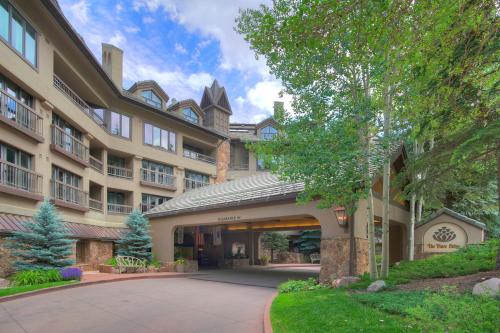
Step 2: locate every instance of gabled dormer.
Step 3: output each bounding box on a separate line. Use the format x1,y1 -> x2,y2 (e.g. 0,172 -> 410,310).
167,99 -> 205,125
256,117 -> 278,140
200,80 -> 232,134
127,80 -> 169,110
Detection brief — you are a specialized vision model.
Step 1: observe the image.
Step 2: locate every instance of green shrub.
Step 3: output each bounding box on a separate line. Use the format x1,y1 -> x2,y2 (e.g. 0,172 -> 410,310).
406,289 -> 500,333
149,256 -> 161,268
353,291 -> 429,315
105,257 -> 117,267
278,278 -> 325,293
12,269 -> 62,286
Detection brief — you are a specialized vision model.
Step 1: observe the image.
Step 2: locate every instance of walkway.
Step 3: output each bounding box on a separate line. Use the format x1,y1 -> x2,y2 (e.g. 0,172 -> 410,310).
0,278 -> 274,333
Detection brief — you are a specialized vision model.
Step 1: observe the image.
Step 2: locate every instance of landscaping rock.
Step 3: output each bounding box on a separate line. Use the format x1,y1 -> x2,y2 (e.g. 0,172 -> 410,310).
367,280 -> 386,292
472,278 -> 499,297
0,278 -> 9,289
331,276 -> 361,288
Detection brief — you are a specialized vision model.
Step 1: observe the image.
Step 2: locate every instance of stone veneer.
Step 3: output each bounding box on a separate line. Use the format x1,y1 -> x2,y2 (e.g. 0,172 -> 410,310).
215,139 -> 230,183
319,237 -> 368,283
78,240 -> 114,271
0,237 -> 15,277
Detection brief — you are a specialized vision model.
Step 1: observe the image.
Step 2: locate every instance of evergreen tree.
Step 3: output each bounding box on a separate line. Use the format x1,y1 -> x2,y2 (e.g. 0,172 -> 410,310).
262,232 -> 289,262
117,209 -> 152,261
292,230 -> 321,255
8,200 -> 74,270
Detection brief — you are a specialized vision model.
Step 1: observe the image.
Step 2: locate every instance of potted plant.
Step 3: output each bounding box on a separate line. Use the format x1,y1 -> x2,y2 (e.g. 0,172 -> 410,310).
260,255 -> 270,266
175,258 -> 186,273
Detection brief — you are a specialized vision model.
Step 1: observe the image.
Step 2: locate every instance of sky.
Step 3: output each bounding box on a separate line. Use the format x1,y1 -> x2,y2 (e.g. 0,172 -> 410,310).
58,0 -> 291,123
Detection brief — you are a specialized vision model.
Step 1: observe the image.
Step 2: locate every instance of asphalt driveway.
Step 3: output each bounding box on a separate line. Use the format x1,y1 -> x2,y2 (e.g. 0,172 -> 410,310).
0,278 -> 274,333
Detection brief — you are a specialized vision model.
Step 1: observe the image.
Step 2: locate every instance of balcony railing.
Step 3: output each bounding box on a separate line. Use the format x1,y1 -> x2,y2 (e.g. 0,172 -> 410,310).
229,163 -> 249,171
108,165 -> 133,179
183,149 -> 216,165
89,156 -> 103,173
139,203 -> 155,213
184,178 -> 209,192
0,90 -> 43,138
51,124 -> 89,162
108,203 -> 133,215
140,168 -> 176,187
0,160 -> 43,194
53,74 -> 105,127
50,180 -> 88,208
89,198 -> 103,212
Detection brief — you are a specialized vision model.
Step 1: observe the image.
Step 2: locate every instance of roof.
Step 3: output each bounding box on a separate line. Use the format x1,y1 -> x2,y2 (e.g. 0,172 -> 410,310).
167,99 -> 205,116
127,80 -> 170,103
416,208 -> 487,230
0,213 -> 126,240
200,80 -> 232,114
146,172 -> 304,218
41,0 -> 228,140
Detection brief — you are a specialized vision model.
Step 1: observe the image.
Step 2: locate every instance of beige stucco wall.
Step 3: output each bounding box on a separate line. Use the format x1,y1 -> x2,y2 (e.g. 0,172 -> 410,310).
0,1 -> 225,229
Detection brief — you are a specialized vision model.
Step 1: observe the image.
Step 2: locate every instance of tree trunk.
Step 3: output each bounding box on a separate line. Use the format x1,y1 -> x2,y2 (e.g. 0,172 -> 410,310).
381,87 -> 392,278
367,188 -> 378,278
409,192 -> 416,261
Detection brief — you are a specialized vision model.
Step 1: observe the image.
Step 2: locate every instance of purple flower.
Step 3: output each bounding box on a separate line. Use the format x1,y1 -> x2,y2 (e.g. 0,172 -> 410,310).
59,267 -> 82,281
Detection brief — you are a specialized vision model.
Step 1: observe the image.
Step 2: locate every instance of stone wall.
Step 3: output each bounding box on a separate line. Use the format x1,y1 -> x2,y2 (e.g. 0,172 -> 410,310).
77,240 -> 114,270
0,237 -> 14,278
215,139 -> 230,183
277,251 -> 305,264
319,237 -> 368,283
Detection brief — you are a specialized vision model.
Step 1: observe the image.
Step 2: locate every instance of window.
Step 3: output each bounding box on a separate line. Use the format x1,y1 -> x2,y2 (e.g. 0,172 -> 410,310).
52,114 -> 82,140
260,125 -> 277,140
141,90 -> 162,108
143,123 -> 176,152
0,74 -> 33,107
256,158 -> 266,170
108,111 -> 130,138
141,193 -> 171,212
0,143 -> 33,191
52,166 -> 81,188
0,1 -> 37,66
108,191 -> 125,205
142,160 -> 173,175
52,114 -> 83,155
0,143 -> 31,168
185,170 -> 209,183
182,108 -> 199,124
108,155 -> 126,168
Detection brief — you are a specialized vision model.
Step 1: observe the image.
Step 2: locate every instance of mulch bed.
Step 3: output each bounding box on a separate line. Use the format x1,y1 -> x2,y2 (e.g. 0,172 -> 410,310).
396,270 -> 500,293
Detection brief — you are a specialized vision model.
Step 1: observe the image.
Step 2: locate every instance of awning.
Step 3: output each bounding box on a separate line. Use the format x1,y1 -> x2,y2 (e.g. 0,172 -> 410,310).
0,213 -> 126,240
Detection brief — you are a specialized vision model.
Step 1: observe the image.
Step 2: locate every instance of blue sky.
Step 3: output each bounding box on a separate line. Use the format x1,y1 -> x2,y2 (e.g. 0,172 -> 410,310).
59,0 -> 290,123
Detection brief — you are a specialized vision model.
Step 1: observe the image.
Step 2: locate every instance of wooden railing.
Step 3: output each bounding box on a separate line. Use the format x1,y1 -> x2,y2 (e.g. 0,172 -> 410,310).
89,198 -> 103,212
184,178 -> 209,192
0,90 -> 43,137
107,165 -> 133,179
229,163 -> 249,171
51,124 -> 89,162
183,148 -> 216,165
0,160 -> 43,194
108,203 -> 133,214
50,180 -> 88,207
140,168 -> 176,187
89,155 -> 103,173
53,74 -> 105,127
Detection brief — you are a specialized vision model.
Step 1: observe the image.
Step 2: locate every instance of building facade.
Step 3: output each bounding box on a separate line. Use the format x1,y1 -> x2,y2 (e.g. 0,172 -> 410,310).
0,0 -> 232,274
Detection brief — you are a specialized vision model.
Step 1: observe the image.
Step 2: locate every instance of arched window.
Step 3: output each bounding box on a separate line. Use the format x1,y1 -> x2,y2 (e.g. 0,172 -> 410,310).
183,108 -> 199,124
141,90 -> 162,108
260,125 -> 277,140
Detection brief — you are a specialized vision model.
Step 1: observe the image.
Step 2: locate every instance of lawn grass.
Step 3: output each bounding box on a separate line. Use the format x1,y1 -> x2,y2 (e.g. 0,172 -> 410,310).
0,280 -> 77,298
349,239 -> 499,289
271,289 -> 416,333
352,291 -> 429,315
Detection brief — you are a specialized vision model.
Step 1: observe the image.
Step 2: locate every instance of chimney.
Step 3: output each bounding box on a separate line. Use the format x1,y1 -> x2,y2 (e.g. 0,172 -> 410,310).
273,101 -> 284,120
101,43 -> 123,89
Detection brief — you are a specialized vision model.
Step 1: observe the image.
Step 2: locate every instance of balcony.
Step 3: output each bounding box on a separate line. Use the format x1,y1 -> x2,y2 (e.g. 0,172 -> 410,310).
229,163 -> 249,171
184,178 -> 209,192
89,155 -> 103,173
53,74 -> 105,127
108,203 -> 133,215
183,148 -> 216,165
0,90 -> 44,142
89,198 -> 103,212
108,165 -> 133,179
0,160 -> 43,200
50,180 -> 88,212
50,125 -> 89,167
140,168 -> 176,191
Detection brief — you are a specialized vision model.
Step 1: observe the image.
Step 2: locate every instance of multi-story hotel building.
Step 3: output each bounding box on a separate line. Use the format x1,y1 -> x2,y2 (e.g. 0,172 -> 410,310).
0,0 -> 234,273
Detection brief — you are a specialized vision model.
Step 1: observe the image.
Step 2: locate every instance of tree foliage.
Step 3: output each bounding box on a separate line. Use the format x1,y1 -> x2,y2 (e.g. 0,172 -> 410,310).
262,232 -> 289,261
8,200 -> 74,271
117,209 -> 153,261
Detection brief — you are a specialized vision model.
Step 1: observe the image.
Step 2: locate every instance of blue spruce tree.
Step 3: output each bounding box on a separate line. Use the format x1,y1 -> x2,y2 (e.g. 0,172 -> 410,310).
117,209 -> 152,261
8,200 -> 74,270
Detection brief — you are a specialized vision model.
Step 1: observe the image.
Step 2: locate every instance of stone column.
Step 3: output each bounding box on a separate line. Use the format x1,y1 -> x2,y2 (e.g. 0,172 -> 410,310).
215,139 -> 230,184
319,237 -> 368,283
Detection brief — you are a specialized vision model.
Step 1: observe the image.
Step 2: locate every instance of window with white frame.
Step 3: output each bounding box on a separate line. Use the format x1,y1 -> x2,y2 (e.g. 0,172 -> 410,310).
260,125 -> 277,140
141,90 -> 162,108
144,123 -> 176,152
108,111 -> 130,138
182,107 -> 199,124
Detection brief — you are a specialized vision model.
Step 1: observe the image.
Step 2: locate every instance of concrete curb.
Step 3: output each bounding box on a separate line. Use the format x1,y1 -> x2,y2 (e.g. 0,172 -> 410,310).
263,291 -> 278,333
0,273 -> 193,303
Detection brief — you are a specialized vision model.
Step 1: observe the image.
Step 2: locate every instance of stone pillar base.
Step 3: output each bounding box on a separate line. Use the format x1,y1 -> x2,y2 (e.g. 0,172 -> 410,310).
319,237 -> 368,283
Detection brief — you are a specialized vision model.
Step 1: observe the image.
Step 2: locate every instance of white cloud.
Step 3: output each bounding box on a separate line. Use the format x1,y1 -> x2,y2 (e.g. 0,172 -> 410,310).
124,26 -> 140,33
174,43 -> 188,55
67,0 -> 89,24
109,32 -> 126,47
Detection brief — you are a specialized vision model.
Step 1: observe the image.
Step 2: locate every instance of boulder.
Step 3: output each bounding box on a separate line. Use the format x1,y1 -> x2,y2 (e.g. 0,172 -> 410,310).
367,280 -> 386,292
332,276 -> 361,288
472,278 -> 499,297
0,278 -> 9,289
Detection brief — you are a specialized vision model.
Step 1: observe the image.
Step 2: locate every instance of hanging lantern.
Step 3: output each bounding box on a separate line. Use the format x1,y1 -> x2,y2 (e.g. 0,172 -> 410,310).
334,207 -> 348,227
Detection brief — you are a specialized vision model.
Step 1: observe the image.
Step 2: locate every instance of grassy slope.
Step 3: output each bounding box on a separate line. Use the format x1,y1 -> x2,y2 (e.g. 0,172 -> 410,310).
0,280 -> 77,298
271,289 -> 417,333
